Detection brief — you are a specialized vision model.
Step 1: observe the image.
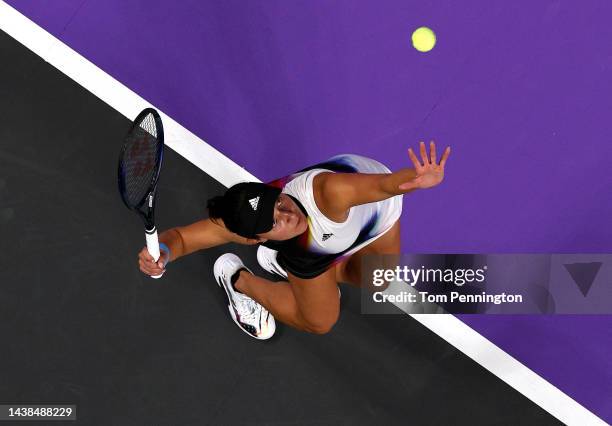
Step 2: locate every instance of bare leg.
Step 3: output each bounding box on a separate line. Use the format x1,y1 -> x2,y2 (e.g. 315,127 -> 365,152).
234,266 -> 340,334
335,220 -> 401,287
231,221 -> 400,333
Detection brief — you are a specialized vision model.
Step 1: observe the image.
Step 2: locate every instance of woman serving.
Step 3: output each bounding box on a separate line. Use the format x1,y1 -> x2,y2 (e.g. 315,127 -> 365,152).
138,141 -> 450,339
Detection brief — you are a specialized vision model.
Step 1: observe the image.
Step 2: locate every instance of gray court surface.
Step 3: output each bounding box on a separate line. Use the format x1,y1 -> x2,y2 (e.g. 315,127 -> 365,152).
0,31 -> 561,425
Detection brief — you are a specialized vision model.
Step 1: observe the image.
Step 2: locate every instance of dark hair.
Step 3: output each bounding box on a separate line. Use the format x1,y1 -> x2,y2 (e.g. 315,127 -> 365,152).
206,195 -> 226,221
206,191 -> 256,238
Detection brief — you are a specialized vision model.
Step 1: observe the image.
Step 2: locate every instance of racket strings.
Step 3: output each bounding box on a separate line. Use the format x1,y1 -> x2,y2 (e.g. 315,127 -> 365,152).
120,113 -> 161,208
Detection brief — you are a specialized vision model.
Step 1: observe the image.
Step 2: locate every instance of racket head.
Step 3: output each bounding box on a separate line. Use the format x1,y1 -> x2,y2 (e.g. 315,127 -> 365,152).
117,108 -> 164,229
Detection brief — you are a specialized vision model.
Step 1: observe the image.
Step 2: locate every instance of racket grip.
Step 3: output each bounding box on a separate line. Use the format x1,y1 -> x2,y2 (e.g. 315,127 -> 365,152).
145,227 -> 164,279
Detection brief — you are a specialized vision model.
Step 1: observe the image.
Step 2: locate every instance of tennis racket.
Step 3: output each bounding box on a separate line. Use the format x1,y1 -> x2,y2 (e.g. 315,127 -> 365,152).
117,108 -> 165,278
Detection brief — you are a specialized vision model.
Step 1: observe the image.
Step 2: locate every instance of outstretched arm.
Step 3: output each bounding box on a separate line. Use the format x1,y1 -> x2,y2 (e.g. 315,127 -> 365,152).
159,219 -> 242,261
319,141 -> 451,212
138,218 -> 258,276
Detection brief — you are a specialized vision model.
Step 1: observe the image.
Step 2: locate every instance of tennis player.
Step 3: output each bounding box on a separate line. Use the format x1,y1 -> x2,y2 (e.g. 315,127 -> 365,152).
138,142 -> 450,339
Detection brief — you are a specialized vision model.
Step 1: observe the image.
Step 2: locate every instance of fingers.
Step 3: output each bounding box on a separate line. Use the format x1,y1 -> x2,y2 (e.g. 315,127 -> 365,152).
410,141 -> 449,167
138,247 -> 166,277
407,147 -> 422,169
430,141 -> 437,165
139,258 -> 165,276
440,146 -> 451,167
419,141 -> 429,165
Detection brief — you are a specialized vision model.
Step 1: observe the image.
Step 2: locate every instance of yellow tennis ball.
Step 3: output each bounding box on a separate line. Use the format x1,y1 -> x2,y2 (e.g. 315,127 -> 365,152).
411,27 -> 436,52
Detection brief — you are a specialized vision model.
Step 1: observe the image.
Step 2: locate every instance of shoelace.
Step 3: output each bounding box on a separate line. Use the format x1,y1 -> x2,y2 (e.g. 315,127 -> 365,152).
235,293 -> 262,325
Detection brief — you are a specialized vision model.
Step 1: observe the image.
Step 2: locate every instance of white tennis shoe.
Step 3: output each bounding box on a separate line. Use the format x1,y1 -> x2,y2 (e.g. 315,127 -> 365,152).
213,253 -> 276,340
257,245 -> 288,279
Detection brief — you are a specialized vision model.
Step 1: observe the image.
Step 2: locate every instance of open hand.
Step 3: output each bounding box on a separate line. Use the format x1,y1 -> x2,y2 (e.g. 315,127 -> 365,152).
399,141 -> 450,190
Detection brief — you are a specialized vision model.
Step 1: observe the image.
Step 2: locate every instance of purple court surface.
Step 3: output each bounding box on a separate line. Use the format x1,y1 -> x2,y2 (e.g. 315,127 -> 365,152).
4,0 -> 612,422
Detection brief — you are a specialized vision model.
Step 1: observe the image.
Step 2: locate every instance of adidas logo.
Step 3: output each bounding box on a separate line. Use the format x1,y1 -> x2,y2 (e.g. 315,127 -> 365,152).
249,196 -> 260,211
322,233 -> 334,242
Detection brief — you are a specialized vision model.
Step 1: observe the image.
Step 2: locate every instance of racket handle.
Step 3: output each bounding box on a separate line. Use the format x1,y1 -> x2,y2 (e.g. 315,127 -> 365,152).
145,227 -> 164,279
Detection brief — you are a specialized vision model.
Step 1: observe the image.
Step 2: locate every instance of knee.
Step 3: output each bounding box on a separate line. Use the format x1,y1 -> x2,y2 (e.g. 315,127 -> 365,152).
302,311 -> 339,335
305,319 -> 338,335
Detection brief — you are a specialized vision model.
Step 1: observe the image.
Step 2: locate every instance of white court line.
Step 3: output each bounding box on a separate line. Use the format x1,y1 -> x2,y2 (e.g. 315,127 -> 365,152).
0,1 -> 257,188
0,2 -> 607,425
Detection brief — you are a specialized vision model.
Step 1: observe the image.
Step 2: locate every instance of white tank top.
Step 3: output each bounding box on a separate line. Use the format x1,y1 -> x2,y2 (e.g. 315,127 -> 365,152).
281,154 -> 402,255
